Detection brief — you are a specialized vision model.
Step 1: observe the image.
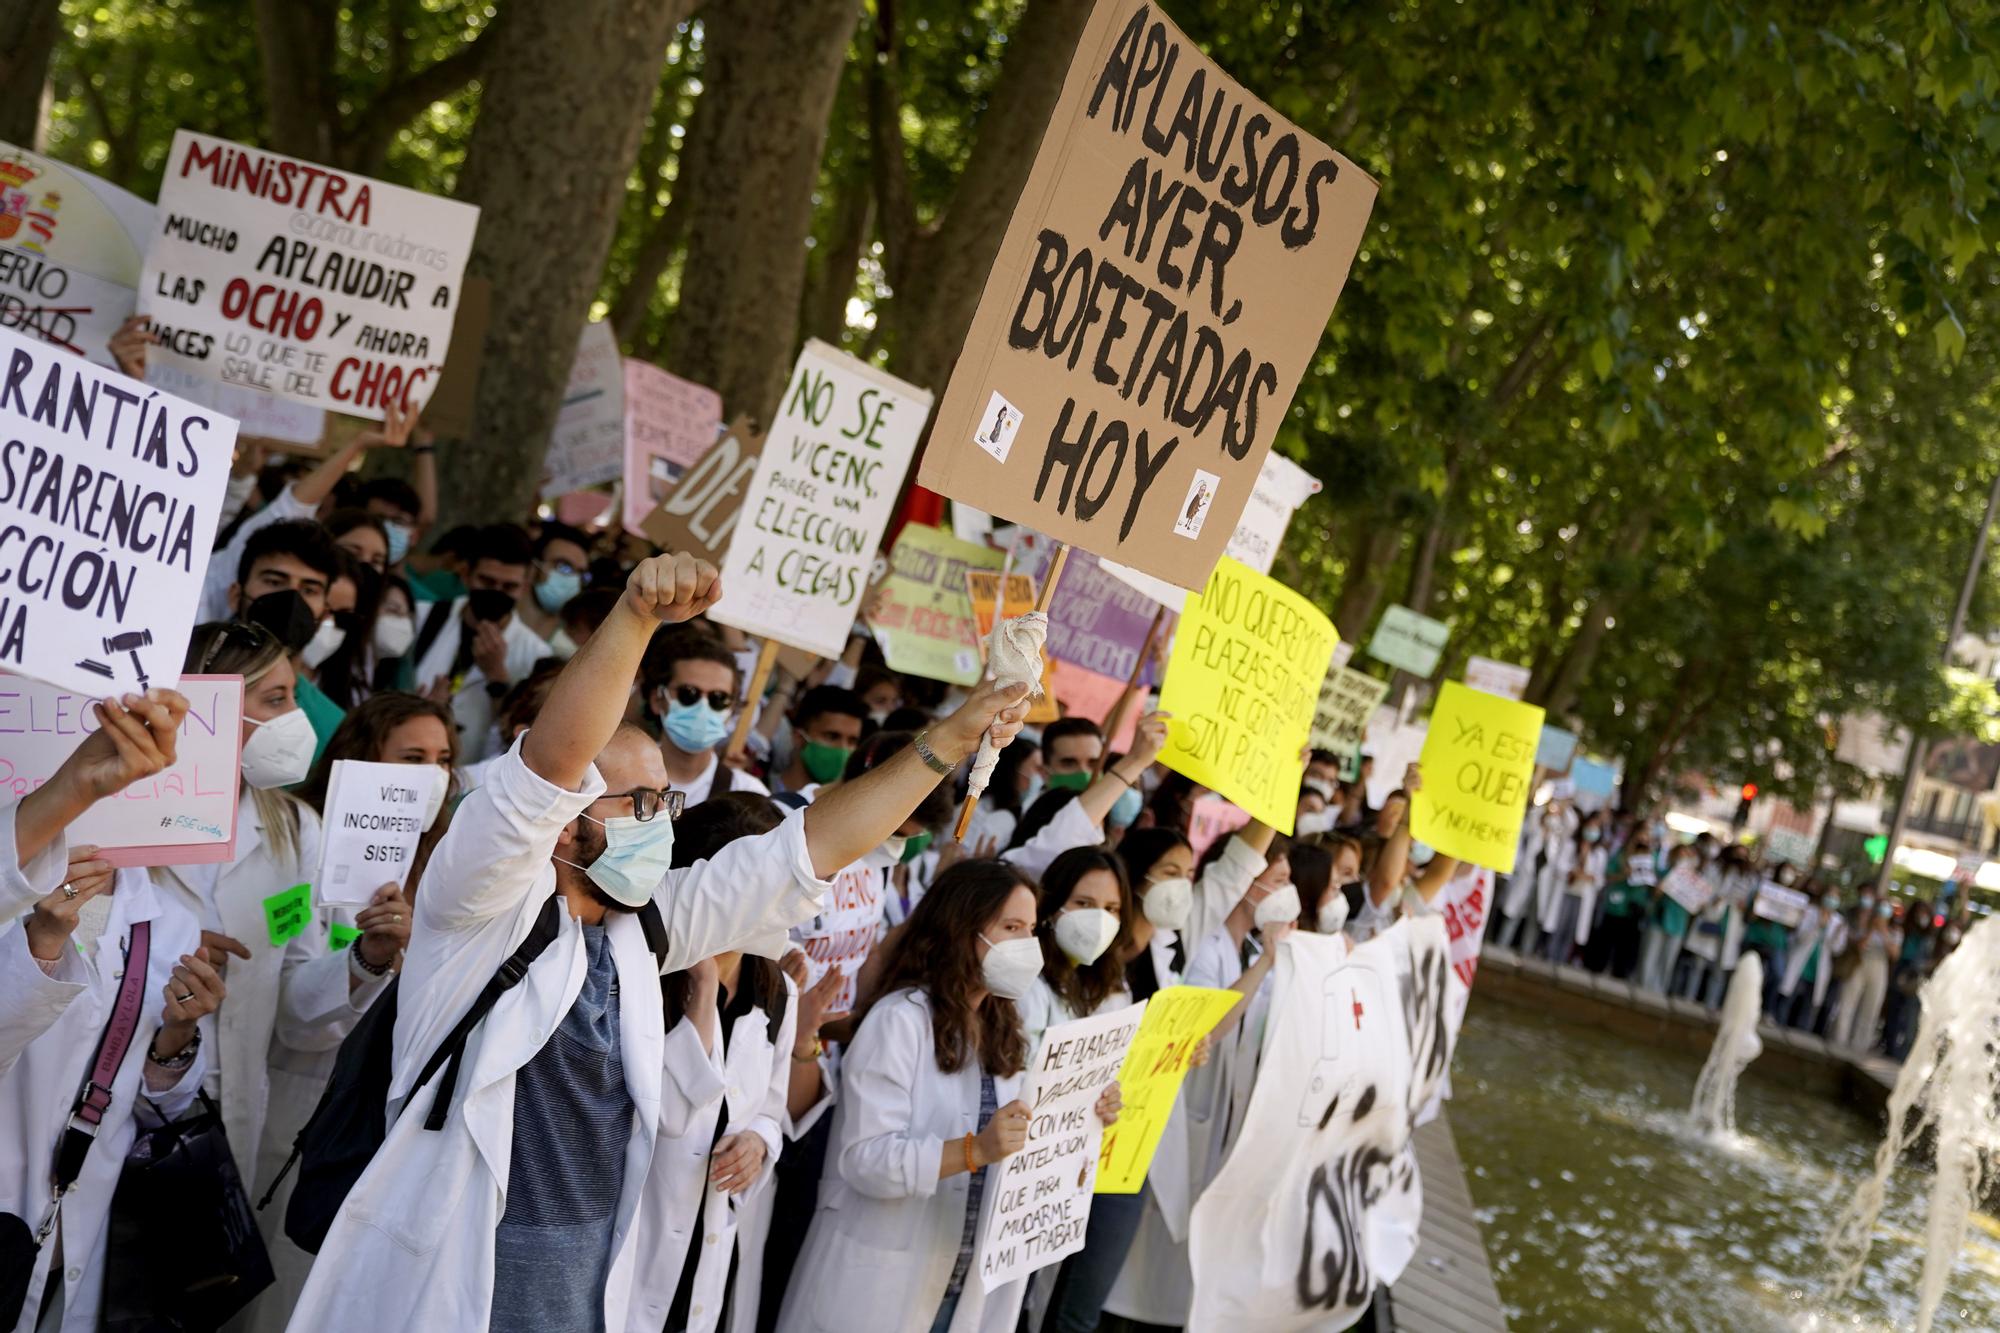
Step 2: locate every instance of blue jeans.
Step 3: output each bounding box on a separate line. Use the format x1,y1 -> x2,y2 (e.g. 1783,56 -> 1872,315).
1042,1187 -> 1150,1333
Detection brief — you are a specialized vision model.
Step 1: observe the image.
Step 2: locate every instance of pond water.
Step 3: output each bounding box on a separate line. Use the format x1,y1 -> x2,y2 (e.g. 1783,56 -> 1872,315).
1451,996 -> 2000,1331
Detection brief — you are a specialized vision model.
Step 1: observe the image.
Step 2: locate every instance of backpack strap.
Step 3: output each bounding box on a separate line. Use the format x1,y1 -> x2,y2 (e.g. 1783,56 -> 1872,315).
416,895 -> 564,1131
410,596 -> 457,673
637,899 -> 669,968
43,921 -> 152,1243
771,790 -> 810,811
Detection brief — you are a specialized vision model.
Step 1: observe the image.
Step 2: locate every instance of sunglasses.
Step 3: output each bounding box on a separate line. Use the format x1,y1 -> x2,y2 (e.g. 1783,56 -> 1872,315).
195,620 -> 278,673
666,684 -> 733,712
606,786 -> 686,823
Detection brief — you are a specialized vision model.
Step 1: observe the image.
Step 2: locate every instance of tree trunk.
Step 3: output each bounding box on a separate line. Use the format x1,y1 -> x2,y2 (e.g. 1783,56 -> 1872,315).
434,0 -> 692,532
0,0 -> 61,146
664,0 -> 858,426
1334,522 -> 1405,642
253,0 -> 339,162
1404,503 -> 1451,614
799,170 -> 874,343
870,0 -> 1094,397
1527,513 -> 1652,715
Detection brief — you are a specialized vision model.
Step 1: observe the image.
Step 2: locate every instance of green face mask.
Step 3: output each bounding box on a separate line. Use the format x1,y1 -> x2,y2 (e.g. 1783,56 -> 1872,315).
1046,770 -> 1092,793
801,739 -> 853,784
900,831 -> 934,863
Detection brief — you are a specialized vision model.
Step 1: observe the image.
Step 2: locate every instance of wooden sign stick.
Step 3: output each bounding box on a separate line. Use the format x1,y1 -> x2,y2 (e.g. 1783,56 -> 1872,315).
726,638 -> 780,764
1093,605 -> 1165,776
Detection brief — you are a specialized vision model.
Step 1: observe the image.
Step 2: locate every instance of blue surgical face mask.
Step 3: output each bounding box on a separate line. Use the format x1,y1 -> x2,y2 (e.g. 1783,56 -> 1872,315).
562,811 -> 676,908
663,697 -> 732,753
383,520 -> 412,567
1109,785 -> 1143,829
535,566 -> 584,613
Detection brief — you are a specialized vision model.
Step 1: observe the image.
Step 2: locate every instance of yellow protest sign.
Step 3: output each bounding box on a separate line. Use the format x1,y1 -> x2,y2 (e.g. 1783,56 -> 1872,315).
1410,679 -> 1545,874
1097,986 -> 1241,1194
1157,557 -> 1339,831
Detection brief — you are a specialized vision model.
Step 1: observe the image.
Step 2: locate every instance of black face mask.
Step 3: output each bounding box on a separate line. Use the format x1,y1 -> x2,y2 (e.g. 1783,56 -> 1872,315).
243,589 -> 318,654
467,589 -> 515,623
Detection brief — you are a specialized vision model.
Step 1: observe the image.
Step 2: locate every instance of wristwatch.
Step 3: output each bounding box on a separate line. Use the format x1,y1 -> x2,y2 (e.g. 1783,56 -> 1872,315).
485,679 -> 509,699
912,731 -> 955,775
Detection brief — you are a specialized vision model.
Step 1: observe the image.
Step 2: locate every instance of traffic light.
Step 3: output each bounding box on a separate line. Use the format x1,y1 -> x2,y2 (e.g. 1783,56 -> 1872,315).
1740,782 -> 1759,802
1733,782 -> 1757,829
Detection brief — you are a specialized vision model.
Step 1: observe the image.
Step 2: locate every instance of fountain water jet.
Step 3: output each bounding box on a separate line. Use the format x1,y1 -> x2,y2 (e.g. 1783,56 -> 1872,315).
1689,952 -> 1764,1139
1826,913 -> 2000,1333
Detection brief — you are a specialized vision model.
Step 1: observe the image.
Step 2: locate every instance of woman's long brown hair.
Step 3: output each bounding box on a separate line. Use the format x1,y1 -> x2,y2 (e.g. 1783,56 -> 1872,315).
865,859 -> 1029,1077
1036,846 -> 1133,1016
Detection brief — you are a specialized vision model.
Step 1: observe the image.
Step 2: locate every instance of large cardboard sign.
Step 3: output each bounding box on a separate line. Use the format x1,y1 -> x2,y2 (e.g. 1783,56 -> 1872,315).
867,524 -> 1001,686
916,0 -> 1376,590
316,758 -> 447,906
139,130 -> 480,417
0,142 -> 155,364
639,416 -> 764,563
709,340 -> 929,658
1409,680 -> 1544,875
1366,604 -> 1450,678
620,358 -> 722,536
0,673 -> 243,866
539,321 -> 626,498
978,1002 -> 1146,1292
1097,986 -> 1239,1193
1158,556 -> 1338,831
1310,665 -> 1389,756
1100,449 -> 1321,606
1044,548 -> 1172,684
0,325 -> 238,694
1188,920 -> 1456,1331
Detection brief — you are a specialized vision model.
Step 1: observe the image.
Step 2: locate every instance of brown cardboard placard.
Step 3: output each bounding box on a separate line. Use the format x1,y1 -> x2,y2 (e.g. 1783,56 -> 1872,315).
638,415 -> 765,564
916,0 -> 1376,591
420,275 -> 491,440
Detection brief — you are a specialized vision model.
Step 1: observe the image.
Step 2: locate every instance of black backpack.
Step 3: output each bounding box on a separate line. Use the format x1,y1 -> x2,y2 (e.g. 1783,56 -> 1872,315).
264,895 -> 670,1253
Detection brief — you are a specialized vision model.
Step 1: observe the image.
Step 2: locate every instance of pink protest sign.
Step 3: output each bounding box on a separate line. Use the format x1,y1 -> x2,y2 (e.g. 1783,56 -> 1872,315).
622,359 -> 723,537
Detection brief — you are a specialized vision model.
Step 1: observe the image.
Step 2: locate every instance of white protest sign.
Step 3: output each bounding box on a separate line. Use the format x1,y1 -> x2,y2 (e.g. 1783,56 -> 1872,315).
1310,665 -> 1390,756
1365,604 -> 1451,677
0,324 -> 238,694
145,362 -> 325,447
1464,655 -> 1531,701
316,759 -> 447,906
0,142 -> 156,366
1661,864 -> 1715,916
0,673 -> 243,866
709,339 -> 929,658
539,321 -> 626,498
978,1001 -> 1146,1292
1189,920 -> 1456,1330
1752,880 -> 1808,928
139,130 -> 480,418
1099,453 -> 1321,607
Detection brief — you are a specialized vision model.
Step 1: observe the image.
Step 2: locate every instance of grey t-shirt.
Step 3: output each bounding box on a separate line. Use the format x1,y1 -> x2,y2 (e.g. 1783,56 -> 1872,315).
490,923 -> 632,1333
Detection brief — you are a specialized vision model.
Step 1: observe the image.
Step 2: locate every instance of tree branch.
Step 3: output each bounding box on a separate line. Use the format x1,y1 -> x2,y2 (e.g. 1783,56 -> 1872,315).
866,0 -> 918,287
342,12 -> 503,172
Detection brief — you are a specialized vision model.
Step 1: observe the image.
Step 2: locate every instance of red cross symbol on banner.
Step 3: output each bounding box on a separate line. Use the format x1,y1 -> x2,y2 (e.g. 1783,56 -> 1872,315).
1351,991 -> 1365,1029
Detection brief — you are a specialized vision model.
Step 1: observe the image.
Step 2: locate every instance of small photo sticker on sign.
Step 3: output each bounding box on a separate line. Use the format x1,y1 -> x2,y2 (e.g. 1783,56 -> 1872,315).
974,391 -> 1023,463
1175,470 -> 1221,540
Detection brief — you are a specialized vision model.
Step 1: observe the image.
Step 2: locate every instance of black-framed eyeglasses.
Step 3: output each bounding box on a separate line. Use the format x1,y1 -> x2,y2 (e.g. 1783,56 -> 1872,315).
197,620 -> 277,673
613,786 -> 685,823
668,684 -> 734,712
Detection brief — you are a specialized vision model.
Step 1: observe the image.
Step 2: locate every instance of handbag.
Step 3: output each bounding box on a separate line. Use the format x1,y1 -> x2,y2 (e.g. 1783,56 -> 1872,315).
101,1090 -> 273,1332
0,921 -> 153,1329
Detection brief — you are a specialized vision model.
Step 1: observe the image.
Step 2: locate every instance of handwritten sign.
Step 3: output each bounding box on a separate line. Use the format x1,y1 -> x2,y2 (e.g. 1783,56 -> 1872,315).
1097,986 -> 1239,1193
1310,665 -> 1389,756
0,325 -> 238,695
1365,604 -> 1450,678
0,141 -> 155,364
621,357 -> 722,535
1044,549 -> 1171,684
709,340 -> 929,658
1100,450 -> 1320,606
1535,724 -> 1579,773
316,759 -> 446,906
139,130 -> 479,418
917,0 -> 1376,590
1752,880 -> 1808,927
1662,864 -> 1716,916
1410,680 -> 1544,874
867,525 -> 1001,685
1570,756 -> 1618,811
639,416 -> 764,564
146,362 -> 326,447
1464,655 -> 1530,701
263,882 -> 312,948
0,673 -> 244,866
1158,557 -> 1338,831
978,1001 -> 1145,1292
1187,793 -> 1252,859
539,321 -> 626,498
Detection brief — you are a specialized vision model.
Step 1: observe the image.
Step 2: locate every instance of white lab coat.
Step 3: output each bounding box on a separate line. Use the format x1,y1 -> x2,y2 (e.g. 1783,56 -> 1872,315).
409,599 -> 553,762
1552,843 -> 1608,946
0,877 -> 206,1333
1001,798 -> 1102,883
1183,834 -> 1267,955
1499,816 -> 1547,920
1103,934 -> 1197,1326
0,802 -> 61,933
287,740 -> 830,1333
627,973 -> 798,1333
1780,905 -> 1847,1009
147,794 -> 389,1196
776,989 -> 1026,1333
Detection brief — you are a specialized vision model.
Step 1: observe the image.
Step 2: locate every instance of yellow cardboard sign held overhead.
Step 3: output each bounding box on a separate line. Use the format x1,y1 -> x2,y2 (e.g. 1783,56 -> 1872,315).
1157,557 -> 1339,832
1410,680 -> 1544,874
1097,985 -> 1241,1193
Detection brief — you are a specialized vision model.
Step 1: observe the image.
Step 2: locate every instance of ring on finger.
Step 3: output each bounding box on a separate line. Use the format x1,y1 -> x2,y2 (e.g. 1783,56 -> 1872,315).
61,884 -> 78,900
175,990 -> 196,1004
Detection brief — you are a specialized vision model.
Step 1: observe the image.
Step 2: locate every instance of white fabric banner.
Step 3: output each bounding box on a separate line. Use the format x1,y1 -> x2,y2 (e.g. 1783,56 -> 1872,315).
1189,918 -> 1457,1332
